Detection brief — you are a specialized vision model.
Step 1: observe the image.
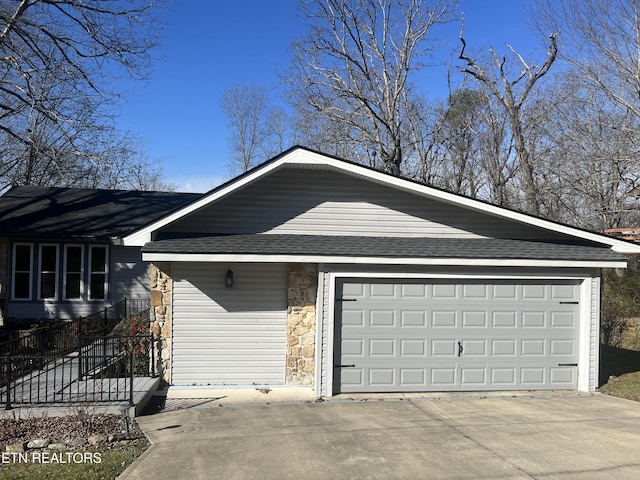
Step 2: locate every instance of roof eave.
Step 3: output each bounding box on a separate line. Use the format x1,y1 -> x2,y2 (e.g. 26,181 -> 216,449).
141,252 -> 626,269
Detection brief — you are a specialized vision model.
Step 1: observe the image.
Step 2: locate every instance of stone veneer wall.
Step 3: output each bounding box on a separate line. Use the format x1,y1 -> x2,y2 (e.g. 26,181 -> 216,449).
286,263 -> 317,385
149,263 -> 172,384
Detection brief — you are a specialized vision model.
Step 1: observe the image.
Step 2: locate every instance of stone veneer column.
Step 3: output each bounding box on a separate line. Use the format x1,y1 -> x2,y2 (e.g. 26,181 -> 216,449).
149,263 -> 172,384
286,263 -> 317,385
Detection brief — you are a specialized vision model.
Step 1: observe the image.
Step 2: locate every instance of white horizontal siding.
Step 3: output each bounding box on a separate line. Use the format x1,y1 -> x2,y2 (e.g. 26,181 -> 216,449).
171,262 -> 287,385
111,246 -> 151,300
162,166 -> 573,240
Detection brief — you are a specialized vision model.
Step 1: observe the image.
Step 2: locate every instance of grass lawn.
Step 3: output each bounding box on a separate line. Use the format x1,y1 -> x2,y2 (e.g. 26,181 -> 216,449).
599,317 -> 640,402
0,439 -> 148,480
599,371 -> 640,402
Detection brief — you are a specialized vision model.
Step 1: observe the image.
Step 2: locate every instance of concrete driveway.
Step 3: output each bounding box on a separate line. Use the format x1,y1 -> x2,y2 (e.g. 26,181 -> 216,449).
119,393 -> 640,480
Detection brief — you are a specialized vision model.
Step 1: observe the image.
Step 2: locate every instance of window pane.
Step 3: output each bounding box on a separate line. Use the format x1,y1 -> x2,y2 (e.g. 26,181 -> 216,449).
91,247 -> 106,273
65,273 -> 81,299
66,246 -> 82,272
14,272 -> 30,299
41,245 -> 57,271
41,272 -> 56,298
15,245 -> 31,271
90,274 -> 105,299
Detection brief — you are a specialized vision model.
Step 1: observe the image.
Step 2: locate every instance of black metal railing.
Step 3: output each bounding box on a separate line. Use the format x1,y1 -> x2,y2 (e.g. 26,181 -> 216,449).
1,352 -> 135,409
0,299 -> 150,357
0,299 -> 150,384
78,334 -> 155,379
0,333 -> 156,408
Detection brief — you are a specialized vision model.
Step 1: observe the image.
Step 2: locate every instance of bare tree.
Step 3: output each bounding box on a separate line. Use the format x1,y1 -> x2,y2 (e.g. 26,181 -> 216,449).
458,21 -> 559,214
0,0 -> 162,188
532,75 -> 640,230
286,0 -> 457,175
221,84 -> 289,175
533,0 -> 640,123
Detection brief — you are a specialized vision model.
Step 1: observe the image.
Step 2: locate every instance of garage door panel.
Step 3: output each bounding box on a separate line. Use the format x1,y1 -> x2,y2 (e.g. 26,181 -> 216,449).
336,279 -> 580,393
370,369 -> 394,386
551,284 -> 578,300
431,339 -> 456,356
401,311 -> 426,326
491,368 -> 516,385
432,283 -> 458,299
370,310 -> 395,326
521,368 -> 545,384
370,283 -> 395,298
550,339 -> 575,355
522,284 -> 546,299
463,283 -> 488,299
493,283 -> 517,299
462,339 -> 487,356
493,311 -> 517,327
432,311 -> 457,327
461,368 -> 486,385
550,367 -> 576,384
522,339 -> 546,356
401,284 -> 426,298
370,339 -> 395,356
341,368 -> 364,388
342,338 -> 364,356
551,312 -> 575,327
400,368 -> 426,385
400,339 -> 426,356
463,311 -> 487,327
522,311 -> 546,327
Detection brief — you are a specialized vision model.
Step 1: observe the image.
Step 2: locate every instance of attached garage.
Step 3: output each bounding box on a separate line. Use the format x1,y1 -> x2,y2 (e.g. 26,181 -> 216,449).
333,278 -> 582,394
124,147 -> 640,397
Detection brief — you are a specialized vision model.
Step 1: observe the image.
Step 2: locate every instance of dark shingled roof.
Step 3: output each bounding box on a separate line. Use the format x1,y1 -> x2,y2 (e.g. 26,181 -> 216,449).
0,186 -> 201,240
142,234 -> 626,262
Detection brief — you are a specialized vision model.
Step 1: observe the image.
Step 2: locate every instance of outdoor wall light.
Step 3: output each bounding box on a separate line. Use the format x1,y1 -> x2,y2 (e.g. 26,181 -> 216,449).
225,269 -> 234,288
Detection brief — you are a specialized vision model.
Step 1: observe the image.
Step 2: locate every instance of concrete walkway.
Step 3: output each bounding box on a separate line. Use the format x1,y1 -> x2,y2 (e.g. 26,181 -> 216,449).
120,393 -> 640,480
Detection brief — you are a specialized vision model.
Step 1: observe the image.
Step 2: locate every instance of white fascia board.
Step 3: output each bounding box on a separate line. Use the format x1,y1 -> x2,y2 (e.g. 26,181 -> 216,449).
141,252 -> 626,269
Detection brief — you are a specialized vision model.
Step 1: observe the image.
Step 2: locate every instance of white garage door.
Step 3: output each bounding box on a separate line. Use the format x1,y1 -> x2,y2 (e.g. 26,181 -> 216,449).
335,279 -> 580,393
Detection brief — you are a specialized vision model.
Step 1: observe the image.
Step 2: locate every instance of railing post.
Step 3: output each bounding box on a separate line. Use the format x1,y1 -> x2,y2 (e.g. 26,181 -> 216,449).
78,333 -> 83,381
5,356 -> 12,410
124,298 -> 128,320
103,307 -> 108,335
129,349 -> 134,407
151,333 -> 156,377
38,329 -> 45,370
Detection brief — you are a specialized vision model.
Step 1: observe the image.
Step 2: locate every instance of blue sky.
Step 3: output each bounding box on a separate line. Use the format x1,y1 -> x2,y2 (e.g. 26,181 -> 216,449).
115,0 -> 546,192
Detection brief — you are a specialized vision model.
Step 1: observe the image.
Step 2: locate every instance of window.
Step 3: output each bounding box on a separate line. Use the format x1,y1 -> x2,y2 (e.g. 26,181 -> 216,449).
89,246 -> 107,300
39,244 -> 58,299
64,245 -> 84,300
11,242 -> 109,302
12,243 -> 32,300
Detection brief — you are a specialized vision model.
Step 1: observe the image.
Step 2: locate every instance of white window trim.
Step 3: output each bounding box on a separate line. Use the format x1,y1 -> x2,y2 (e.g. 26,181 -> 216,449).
88,245 -> 109,301
12,242 -> 33,301
38,243 -> 59,300
63,244 -> 85,301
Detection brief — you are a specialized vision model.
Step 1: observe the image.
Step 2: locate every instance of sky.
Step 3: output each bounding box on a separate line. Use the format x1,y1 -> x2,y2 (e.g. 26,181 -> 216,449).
114,0 -> 547,193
